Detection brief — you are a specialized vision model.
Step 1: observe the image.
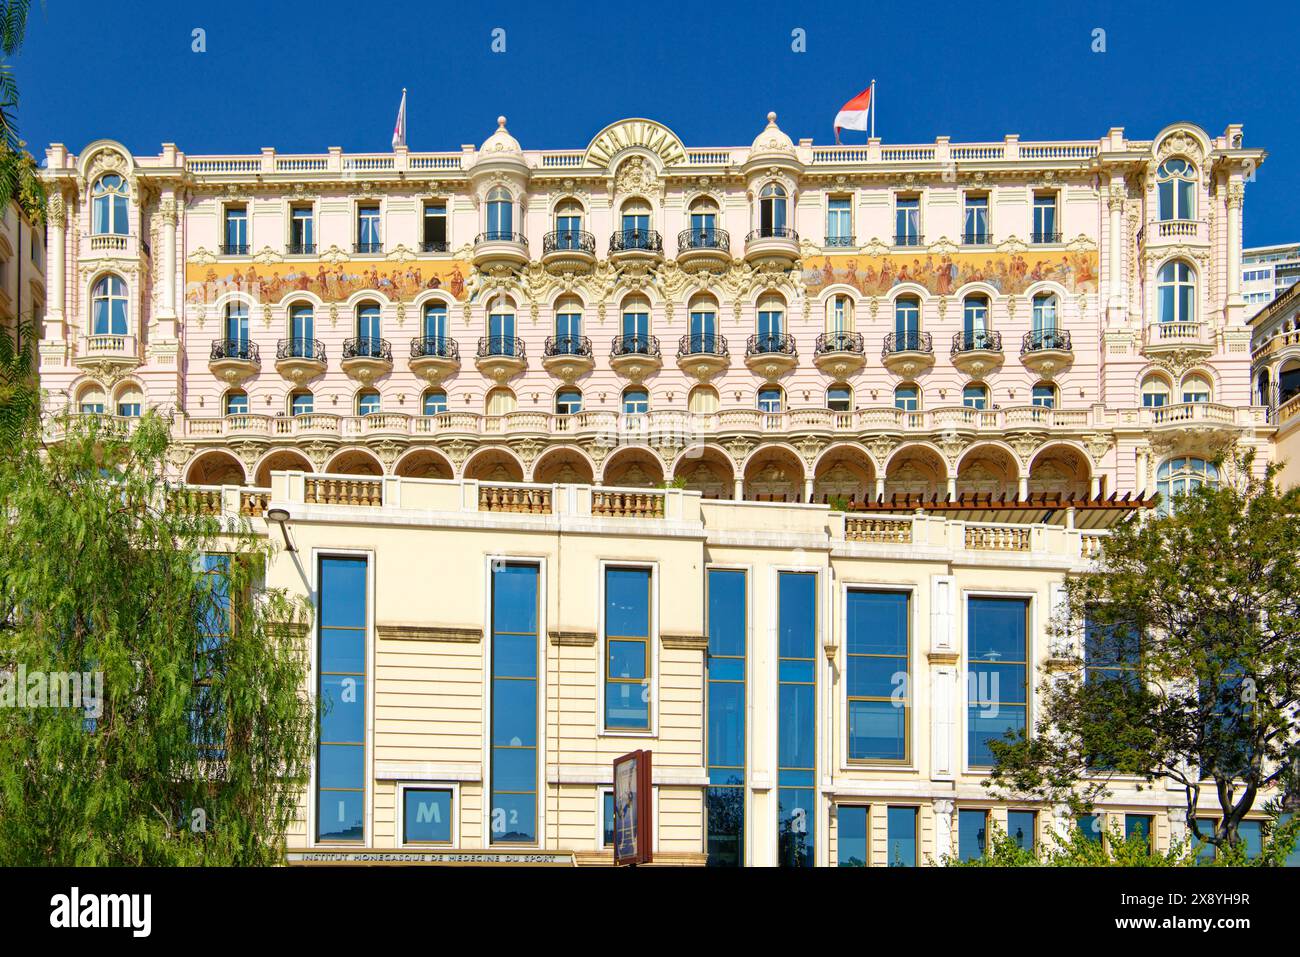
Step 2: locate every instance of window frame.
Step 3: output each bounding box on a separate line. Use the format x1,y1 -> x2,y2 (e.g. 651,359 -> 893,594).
598,561 -> 658,737
963,591 -> 1034,773
842,584 -> 915,769
396,782 -> 460,848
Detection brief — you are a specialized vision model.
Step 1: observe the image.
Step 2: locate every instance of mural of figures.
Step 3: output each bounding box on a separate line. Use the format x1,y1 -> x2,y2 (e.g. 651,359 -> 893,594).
184,260 -> 469,305
802,250 -> 1098,298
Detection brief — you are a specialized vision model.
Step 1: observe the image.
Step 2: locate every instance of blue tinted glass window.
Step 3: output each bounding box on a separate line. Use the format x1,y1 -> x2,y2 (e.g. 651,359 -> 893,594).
959,809 -> 990,861
1281,813 -> 1300,867
603,791 -> 615,847
317,556 -> 367,842
1194,819 -> 1217,862
887,806 -> 917,866
838,806 -> 868,866
1007,810 -> 1036,851
605,567 -> 651,730
778,571 -> 816,867
1125,814 -> 1153,848
1238,820 -> 1262,859
1078,813 -> 1103,843
491,562 -> 539,844
707,569 -> 746,866
967,597 -> 1029,767
403,788 -> 452,844
847,590 -> 909,762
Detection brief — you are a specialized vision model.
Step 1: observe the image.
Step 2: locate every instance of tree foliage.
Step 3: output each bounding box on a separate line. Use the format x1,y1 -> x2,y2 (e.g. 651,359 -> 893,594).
983,453 -> 1300,855
0,412 -> 316,864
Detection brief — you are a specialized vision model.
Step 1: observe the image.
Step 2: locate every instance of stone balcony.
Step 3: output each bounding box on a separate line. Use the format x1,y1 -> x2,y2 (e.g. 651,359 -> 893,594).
74,334 -> 140,374
1143,321 -> 1212,356
79,232 -> 146,262
177,401 -> 1269,445
1138,218 -> 1210,252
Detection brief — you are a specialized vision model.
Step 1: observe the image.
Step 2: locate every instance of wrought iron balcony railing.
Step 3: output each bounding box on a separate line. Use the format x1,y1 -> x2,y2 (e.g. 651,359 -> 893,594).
677,227 -> 730,252
677,333 -> 729,357
611,333 -> 661,357
1021,329 -> 1072,353
610,229 -> 663,254
745,226 -> 800,242
814,331 -> 864,355
951,330 -> 1003,353
475,231 -> 528,246
210,338 -> 260,362
276,337 -> 325,361
746,332 -> 796,357
410,336 -> 459,359
544,334 -> 593,357
477,335 -> 526,359
883,331 -> 933,356
543,230 -> 596,255
343,336 -> 392,361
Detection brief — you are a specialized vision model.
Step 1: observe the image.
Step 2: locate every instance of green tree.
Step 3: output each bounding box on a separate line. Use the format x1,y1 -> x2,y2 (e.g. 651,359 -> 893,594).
0,412 -> 316,864
983,453 -> 1300,858
0,1 -> 44,221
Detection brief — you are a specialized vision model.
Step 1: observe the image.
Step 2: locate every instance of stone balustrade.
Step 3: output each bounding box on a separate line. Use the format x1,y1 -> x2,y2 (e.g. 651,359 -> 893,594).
844,516 -> 913,544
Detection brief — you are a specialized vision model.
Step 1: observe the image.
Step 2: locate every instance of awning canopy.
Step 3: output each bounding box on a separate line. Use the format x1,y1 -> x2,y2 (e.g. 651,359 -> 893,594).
847,491 -> 1154,529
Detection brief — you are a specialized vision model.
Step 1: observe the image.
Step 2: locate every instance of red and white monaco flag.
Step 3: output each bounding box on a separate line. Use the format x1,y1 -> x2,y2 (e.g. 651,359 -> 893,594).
834,86 -> 872,143
392,88 -> 407,149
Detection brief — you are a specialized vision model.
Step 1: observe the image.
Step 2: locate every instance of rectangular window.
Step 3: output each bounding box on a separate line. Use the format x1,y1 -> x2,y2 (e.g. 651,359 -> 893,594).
1085,617 -> 1141,687
191,554 -> 231,758
826,196 -> 853,245
1194,818 -> 1217,862
1079,813 -> 1103,843
223,205 -> 248,253
1007,810 -> 1036,851
894,196 -> 920,245
317,556 -> 367,843
777,571 -> 817,867
402,787 -> 453,845
846,589 -> 909,763
837,805 -> 868,866
963,194 -> 989,244
1238,820 -> 1262,859
490,562 -> 539,844
602,790 -> 615,848
706,568 -> 747,867
967,597 -> 1029,768
290,206 -> 314,253
1032,194 -> 1058,243
423,201 -> 448,250
1124,813 -> 1153,849
604,566 -> 651,731
886,806 -> 917,866
357,204 -> 382,252
1281,813 -> 1300,867
958,808 -> 990,861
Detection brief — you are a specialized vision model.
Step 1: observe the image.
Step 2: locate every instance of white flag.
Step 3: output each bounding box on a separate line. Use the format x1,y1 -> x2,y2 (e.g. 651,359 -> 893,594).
392,89 -> 407,149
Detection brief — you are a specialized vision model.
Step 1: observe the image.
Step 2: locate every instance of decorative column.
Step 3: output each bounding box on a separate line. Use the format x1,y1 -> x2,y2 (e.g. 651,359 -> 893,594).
1224,178 -> 1245,324
933,798 -> 955,863
156,192 -> 179,332
733,476 -> 743,500
1106,175 -> 1125,322
44,192 -> 66,338
929,574 -> 958,781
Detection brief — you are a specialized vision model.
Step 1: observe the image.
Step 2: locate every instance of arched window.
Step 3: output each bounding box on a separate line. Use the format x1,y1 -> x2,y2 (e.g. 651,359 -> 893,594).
1141,375 -> 1171,408
486,186 -> 513,236
553,296 -> 583,354
1157,457 -> 1217,513
91,275 -> 128,336
757,386 -> 784,413
555,388 -> 583,415
963,295 -> 992,348
224,301 -> 249,349
827,384 -> 852,412
116,385 -> 143,418
357,390 -> 381,416
78,385 -> 107,414
758,182 -> 788,234
487,297 -> 517,356
1158,261 -> 1195,324
422,302 -> 448,350
756,293 -> 786,352
894,384 -> 920,412
687,196 -> 720,245
688,384 -> 719,415
1280,361 -> 1300,404
422,388 -> 448,416
290,390 -> 314,416
224,390 -> 249,416
619,295 -> 651,354
289,303 -> 314,355
553,198 -> 584,248
894,296 -> 921,350
622,387 -> 649,415
356,301 -> 382,355
1031,382 -> 1057,409
1157,159 -> 1196,221
687,294 -> 718,354
620,199 -> 652,245
963,383 -> 989,410
1181,373 -> 1211,404
92,174 -> 129,236
485,387 -> 517,417
1257,368 -> 1271,407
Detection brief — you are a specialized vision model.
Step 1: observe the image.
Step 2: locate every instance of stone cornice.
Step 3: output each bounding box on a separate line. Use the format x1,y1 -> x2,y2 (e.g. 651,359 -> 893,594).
376,622 -> 482,643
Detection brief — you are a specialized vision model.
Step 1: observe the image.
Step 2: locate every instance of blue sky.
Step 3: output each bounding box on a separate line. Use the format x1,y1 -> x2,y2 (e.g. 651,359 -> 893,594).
18,0 -> 1298,244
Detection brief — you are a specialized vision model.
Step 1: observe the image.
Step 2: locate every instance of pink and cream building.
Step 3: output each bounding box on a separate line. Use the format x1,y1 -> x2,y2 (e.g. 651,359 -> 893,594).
33,115 -> 1292,866
36,116 -> 1270,501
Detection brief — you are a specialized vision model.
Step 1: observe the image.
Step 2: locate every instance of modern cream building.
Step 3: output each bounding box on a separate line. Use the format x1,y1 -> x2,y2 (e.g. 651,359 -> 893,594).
36,114 -> 1283,864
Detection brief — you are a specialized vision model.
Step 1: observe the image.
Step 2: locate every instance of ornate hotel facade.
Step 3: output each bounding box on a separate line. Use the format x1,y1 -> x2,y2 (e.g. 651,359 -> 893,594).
36,115 -> 1281,865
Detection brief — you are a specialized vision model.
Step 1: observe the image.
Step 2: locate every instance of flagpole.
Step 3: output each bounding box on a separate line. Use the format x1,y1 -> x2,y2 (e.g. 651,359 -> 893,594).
870,78 -> 876,139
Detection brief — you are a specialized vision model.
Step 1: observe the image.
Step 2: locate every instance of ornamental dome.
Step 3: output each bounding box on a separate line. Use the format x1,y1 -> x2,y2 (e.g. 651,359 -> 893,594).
480,115 -> 523,157
749,111 -> 795,158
